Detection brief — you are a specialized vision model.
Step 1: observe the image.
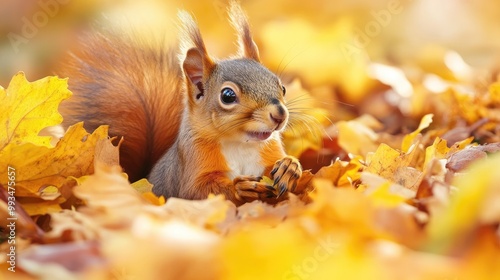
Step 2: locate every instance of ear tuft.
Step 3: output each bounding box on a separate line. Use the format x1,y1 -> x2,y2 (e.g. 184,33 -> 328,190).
178,10 -> 214,67
228,1 -> 260,62
178,12 -> 215,101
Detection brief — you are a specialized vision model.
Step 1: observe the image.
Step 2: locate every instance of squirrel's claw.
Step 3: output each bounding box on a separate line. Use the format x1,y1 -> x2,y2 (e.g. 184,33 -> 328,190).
233,156 -> 302,204
234,176 -> 277,203
271,156 -> 302,198
277,184 -> 287,198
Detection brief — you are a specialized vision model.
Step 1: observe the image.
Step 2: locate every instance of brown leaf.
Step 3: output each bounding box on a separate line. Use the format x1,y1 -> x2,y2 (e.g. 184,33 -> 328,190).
446,143 -> 500,172
94,137 -> 121,168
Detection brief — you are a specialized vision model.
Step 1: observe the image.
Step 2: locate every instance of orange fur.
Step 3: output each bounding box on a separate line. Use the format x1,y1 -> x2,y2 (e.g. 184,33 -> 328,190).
58,31 -> 183,182
181,139 -> 233,200
59,3 -> 301,205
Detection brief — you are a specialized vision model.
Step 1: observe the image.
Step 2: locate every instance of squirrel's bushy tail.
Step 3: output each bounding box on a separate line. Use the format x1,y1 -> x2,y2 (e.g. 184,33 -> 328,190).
58,27 -> 184,182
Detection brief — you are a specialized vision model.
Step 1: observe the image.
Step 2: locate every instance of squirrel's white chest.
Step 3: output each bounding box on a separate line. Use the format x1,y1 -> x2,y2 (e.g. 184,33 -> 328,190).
221,142 -> 264,180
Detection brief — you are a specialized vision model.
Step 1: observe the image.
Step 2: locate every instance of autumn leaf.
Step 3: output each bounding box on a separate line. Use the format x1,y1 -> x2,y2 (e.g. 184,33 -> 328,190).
0,73 -> 117,216
365,143 -> 422,191
446,143 -> 500,172
131,178 -> 165,206
71,164 -> 150,227
0,124 -> 114,216
362,173 -> 414,208
315,157 -> 363,188
0,72 -> 71,149
401,114 -> 433,153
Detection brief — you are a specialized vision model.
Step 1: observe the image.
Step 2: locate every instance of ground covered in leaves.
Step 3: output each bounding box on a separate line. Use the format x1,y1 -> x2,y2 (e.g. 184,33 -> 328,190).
2,1 -> 500,280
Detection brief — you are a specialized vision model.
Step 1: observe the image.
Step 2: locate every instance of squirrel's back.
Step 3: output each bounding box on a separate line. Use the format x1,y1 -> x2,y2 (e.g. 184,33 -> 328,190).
58,28 -> 184,182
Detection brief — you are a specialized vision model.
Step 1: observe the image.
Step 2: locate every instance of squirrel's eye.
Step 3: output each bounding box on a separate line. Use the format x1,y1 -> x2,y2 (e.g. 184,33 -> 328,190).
221,87 -> 237,104
281,85 -> 286,96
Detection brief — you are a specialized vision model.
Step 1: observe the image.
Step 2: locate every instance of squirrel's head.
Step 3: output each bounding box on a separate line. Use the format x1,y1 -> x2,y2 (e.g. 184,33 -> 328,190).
178,2 -> 288,142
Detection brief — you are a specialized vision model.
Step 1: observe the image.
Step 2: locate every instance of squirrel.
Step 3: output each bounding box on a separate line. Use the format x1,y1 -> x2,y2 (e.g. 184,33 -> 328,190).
58,2 -> 302,205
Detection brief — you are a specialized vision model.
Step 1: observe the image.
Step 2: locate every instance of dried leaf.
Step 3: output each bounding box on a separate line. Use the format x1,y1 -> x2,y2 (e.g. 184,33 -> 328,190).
0,72 -> 71,149
401,114 -> 433,153
362,173 -> 415,207
366,143 -> 422,190
446,143 -> 500,172
0,123 -> 111,215
131,179 -> 165,205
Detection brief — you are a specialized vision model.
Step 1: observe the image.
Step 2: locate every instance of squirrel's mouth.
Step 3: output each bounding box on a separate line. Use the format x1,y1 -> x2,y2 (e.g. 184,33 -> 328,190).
246,131 -> 273,141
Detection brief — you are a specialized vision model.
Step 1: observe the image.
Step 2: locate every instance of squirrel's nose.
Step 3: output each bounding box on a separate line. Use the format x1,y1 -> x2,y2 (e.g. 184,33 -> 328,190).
270,112 -> 284,125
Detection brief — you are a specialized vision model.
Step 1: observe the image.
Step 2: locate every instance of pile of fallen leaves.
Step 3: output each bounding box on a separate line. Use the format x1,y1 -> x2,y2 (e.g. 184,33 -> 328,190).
2,2 -> 500,279
2,62 -> 500,280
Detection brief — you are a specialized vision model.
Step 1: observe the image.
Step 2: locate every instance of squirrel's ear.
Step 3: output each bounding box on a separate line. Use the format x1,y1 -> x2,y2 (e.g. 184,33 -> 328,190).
179,11 -> 215,96
183,48 -> 209,86
183,48 -> 215,101
228,2 -> 260,62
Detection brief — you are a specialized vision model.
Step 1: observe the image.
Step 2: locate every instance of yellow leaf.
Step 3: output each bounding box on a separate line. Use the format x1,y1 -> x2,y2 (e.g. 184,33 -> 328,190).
423,137 -> 450,170
423,137 -> 474,172
338,157 -> 364,188
0,123 -> 109,198
451,136 -> 475,152
131,178 -> 154,194
141,192 -> 166,206
0,72 -> 72,149
366,144 -> 405,178
0,73 -> 110,215
68,175 -> 90,186
401,114 -> 433,153
315,160 -> 345,183
366,143 -> 422,190
315,157 -> 363,188
362,174 -> 411,208
16,190 -> 67,215
20,199 -> 63,216
260,176 -> 274,186
131,178 -> 165,205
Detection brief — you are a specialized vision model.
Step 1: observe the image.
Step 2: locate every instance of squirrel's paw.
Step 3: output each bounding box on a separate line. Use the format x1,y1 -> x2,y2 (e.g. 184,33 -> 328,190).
234,176 -> 277,203
270,156 -> 302,198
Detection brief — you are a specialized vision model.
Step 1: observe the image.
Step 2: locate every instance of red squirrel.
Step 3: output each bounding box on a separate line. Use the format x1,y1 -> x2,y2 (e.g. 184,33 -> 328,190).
58,3 -> 302,205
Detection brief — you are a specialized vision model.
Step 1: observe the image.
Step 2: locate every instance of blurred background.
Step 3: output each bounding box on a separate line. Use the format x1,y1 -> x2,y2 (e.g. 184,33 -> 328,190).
1,0 -> 500,124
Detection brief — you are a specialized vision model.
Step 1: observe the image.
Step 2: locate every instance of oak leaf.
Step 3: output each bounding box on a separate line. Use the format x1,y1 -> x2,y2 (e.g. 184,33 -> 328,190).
0,72 -> 71,149
0,73 -> 116,216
